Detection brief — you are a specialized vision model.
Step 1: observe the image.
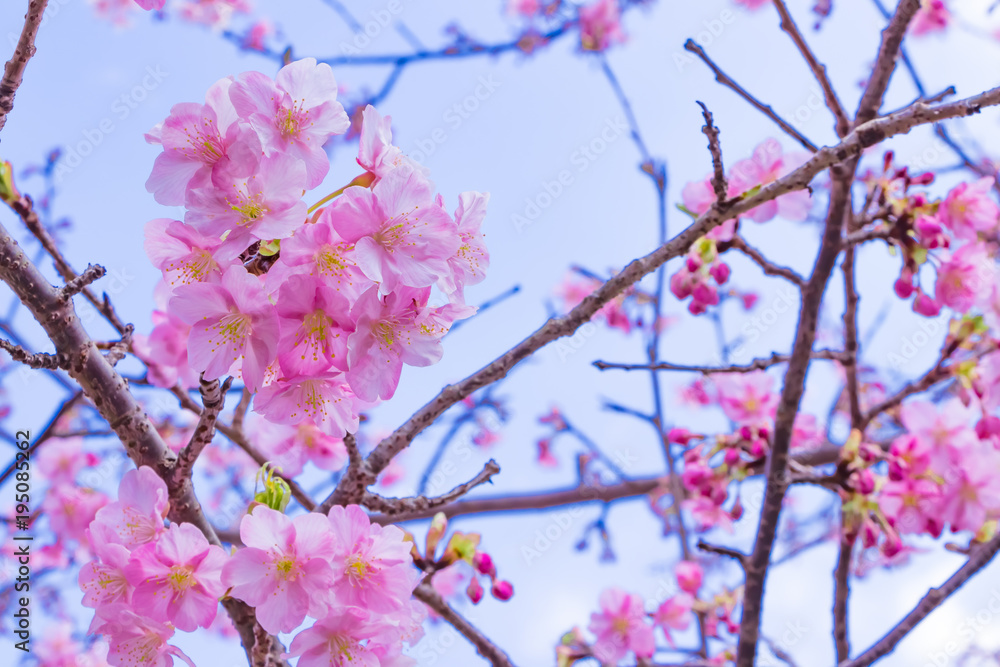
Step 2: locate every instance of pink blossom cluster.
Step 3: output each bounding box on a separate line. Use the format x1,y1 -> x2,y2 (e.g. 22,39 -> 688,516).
843,398 -> 1000,559
135,58 -> 489,447
676,138 -> 811,315
554,270 -> 643,334
80,468 -> 427,665
579,0 -> 626,52
862,156 -> 1000,319
559,561 -> 741,664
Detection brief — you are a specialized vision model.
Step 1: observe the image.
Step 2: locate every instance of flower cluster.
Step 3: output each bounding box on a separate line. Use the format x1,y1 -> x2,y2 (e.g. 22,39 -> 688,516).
135,58 -> 489,443
675,138 -> 811,314
858,155 -> 999,320
557,561 -> 741,665
81,468 -> 428,665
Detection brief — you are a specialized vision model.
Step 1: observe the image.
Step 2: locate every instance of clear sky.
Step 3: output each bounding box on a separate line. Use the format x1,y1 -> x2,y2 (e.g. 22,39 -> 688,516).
2,0 -> 1000,665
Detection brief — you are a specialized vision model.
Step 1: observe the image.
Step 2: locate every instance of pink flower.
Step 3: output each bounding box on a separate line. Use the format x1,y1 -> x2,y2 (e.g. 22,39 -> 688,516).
134,0 -> 166,11
44,486 -> 109,544
79,540 -> 133,608
252,417 -> 349,477
887,433 -> 932,480
588,588 -> 655,663
791,413 -> 823,451
346,286 -> 458,402
265,215 -> 367,302
90,466 -> 169,548
653,593 -> 694,647
507,0 -> 541,17
287,608 -> 382,667
133,305 -> 199,390
222,505 -> 335,634
327,504 -> 419,612
912,290 -> 942,317
935,242 -> 992,313
356,105 -> 428,184
734,0 -> 769,9
713,371 -> 778,424
900,399 -> 975,467
910,0 -> 950,36
229,58 -> 350,188
879,477 -> 941,535
144,218 -> 240,287
254,372 -> 360,437
125,522 -> 228,631
579,0 -> 626,52
177,0 -> 250,29
675,561 -> 703,594
36,437 -> 96,485
728,139 -> 811,222
145,77 -> 260,206
275,274 -> 354,375
327,167 -> 459,296
91,604 -> 195,667
937,448 -> 1000,533
185,153 -> 308,251
682,176 -> 717,216
169,265 -> 280,392
438,191 -> 490,302
939,179 -> 997,240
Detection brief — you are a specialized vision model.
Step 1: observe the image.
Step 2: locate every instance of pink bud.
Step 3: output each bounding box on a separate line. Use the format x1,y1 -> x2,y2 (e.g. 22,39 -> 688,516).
894,270 -> 914,299
976,416 -> 1000,440
749,439 -> 767,458
675,561 -> 703,594
741,292 -> 759,310
670,271 -> 692,300
729,500 -> 744,521
723,448 -> 741,466
669,428 -> 695,445
466,576 -> 484,604
491,580 -> 514,601
692,282 -> 720,307
687,254 -> 703,272
473,552 -> 496,577
912,292 -> 941,317
738,425 -> 753,441
861,517 -> 879,549
710,262 -> 731,285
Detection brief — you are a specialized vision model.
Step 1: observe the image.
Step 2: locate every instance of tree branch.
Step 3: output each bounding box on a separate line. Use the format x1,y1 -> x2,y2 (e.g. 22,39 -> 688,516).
0,223 -> 288,666
0,336 -> 66,369
0,0 -> 49,135
729,236 -> 807,287
683,39 -> 819,153
364,459 -> 501,517
175,375 -> 232,479
771,0 -> 850,137
840,532 -> 1000,667
329,83 -> 1000,511
413,582 -> 515,667
593,349 -> 847,373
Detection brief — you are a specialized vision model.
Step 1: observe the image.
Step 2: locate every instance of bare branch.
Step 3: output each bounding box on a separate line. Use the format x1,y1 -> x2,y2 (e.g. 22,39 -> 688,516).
697,539 -> 747,567
593,349 -> 847,373
0,0 -> 49,135
0,337 -> 66,369
834,532 -> 856,663
771,0 -> 850,137
0,221 -> 287,665
729,236 -> 807,287
175,376 -> 232,479
364,459 -> 501,517
59,264 -> 106,300
412,583 -> 515,667
855,0 -> 921,125
683,39 -> 819,153
841,532 -> 1000,667
697,101 -> 728,200
333,84 -> 1000,510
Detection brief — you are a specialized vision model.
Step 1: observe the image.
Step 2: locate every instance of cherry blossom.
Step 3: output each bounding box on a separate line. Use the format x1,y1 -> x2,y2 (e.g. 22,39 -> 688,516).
588,588 -> 655,663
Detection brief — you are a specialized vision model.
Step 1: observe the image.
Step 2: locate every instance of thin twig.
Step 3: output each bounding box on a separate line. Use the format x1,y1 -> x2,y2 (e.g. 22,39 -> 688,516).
697,539 -> 747,567
0,0 -> 50,135
771,0 -> 850,137
413,583 -> 515,667
697,101 -> 728,200
364,460 -> 501,517
841,532 -> 1000,667
0,337 -> 66,369
593,349 -> 847,373
175,376 -> 232,478
729,236 -> 807,287
833,532 -> 856,663
683,39 -> 819,153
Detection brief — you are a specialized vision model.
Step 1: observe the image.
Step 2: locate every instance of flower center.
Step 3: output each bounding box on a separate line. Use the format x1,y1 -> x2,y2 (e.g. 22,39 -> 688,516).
167,566 -> 195,592
216,312 -> 252,345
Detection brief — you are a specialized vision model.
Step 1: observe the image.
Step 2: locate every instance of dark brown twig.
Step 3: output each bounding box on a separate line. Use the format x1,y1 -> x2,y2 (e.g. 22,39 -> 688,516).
0,0 -> 49,135
413,583 -> 515,667
593,349 -> 847,373
730,236 -> 807,287
364,460 -> 501,517
684,39 -> 819,153
697,101 -> 728,200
